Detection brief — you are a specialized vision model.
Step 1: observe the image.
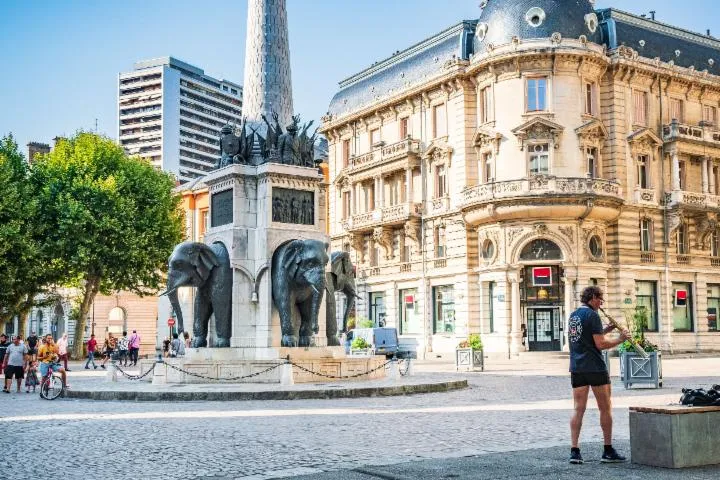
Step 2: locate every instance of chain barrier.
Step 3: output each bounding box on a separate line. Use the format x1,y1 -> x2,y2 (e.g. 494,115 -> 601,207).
110,356 -> 412,382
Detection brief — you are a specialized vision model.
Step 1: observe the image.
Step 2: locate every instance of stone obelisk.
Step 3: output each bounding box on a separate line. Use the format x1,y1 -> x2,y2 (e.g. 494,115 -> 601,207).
242,0 -> 294,132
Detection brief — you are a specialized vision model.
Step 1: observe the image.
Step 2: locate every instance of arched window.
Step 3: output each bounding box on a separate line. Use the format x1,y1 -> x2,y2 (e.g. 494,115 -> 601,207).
519,239 -> 563,261
108,307 -> 127,334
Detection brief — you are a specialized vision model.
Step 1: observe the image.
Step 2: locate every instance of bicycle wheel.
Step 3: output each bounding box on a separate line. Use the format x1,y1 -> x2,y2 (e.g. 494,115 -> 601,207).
40,374 -> 64,400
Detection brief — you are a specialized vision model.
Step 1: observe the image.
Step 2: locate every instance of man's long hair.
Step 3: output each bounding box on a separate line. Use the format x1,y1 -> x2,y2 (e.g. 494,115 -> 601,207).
580,286 -> 603,305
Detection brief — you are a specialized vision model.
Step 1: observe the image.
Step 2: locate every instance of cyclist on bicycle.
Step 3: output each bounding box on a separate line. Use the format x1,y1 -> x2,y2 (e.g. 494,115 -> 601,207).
38,334 -> 67,388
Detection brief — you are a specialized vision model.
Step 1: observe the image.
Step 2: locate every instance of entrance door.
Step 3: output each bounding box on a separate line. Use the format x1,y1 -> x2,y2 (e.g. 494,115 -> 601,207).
527,308 -> 561,351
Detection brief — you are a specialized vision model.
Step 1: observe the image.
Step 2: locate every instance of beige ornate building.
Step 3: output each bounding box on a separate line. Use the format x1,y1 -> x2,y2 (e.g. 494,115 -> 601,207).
320,1 -> 720,358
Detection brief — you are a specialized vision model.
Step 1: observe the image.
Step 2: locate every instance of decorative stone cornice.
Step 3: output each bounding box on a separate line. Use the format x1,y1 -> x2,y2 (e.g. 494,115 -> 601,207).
473,126 -> 503,154
511,117 -> 565,150
575,119 -> 608,147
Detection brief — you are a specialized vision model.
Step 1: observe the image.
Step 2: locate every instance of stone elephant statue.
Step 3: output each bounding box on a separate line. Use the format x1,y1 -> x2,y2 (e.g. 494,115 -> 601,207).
325,252 -> 357,340
271,239 -> 329,347
160,241 -> 232,348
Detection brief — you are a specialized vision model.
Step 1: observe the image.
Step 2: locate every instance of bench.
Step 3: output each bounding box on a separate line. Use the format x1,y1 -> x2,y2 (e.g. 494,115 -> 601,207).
629,405 -> 720,468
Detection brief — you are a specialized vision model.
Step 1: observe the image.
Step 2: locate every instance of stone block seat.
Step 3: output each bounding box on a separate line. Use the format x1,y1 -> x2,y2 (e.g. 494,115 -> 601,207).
629,405 -> 720,468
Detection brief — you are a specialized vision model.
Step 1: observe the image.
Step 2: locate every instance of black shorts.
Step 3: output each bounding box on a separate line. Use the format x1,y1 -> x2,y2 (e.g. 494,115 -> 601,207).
571,372 -> 610,388
27,348 -> 38,355
5,365 -> 25,380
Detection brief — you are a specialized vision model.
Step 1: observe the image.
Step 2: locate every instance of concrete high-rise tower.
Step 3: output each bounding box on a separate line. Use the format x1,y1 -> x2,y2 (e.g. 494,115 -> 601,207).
242,0 -> 294,131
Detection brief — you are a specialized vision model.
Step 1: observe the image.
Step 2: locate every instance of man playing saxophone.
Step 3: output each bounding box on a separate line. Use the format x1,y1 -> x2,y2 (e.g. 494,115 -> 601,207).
568,286 -> 631,465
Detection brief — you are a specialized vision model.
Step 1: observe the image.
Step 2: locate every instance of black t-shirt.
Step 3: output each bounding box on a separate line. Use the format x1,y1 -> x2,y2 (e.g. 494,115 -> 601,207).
27,335 -> 39,349
568,305 -> 606,373
0,340 -> 9,361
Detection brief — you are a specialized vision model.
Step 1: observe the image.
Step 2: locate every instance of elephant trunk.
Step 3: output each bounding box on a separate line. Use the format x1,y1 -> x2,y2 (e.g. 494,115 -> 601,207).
167,288 -> 185,334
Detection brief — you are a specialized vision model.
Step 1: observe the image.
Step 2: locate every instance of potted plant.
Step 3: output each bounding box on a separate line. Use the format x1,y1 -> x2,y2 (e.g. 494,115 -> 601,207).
456,333 -> 484,371
350,336 -> 373,356
618,307 -> 662,389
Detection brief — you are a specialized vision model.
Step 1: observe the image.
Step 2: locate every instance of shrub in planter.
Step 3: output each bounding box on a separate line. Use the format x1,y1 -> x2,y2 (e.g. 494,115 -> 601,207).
351,337 -> 370,350
456,333 -> 484,371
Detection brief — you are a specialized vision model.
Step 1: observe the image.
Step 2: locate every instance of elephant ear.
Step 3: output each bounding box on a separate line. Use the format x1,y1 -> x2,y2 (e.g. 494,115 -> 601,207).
331,253 -> 345,277
194,245 -> 220,282
282,240 -> 304,280
342,253 -> 354,276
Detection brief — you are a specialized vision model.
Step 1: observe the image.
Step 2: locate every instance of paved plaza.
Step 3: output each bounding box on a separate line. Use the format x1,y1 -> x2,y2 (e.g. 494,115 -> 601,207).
1,355 -> 718,478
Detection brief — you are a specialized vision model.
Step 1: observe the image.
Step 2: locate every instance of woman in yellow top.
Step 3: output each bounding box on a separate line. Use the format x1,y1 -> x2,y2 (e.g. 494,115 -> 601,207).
38,334 -> 67,387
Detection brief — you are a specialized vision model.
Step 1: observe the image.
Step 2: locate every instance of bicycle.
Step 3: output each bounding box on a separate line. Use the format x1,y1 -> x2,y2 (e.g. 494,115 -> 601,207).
39,362 -> 65,400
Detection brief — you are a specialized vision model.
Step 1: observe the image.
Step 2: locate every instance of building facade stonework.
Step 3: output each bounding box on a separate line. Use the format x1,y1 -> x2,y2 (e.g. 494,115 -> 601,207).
320,1 -> 720,358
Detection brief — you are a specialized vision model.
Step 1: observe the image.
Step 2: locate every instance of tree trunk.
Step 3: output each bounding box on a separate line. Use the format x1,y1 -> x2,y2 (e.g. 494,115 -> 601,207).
18,309 -> 29,340
71,276 -> 100,359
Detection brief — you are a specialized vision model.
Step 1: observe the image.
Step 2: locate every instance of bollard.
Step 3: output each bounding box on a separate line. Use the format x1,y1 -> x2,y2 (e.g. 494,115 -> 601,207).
279,363 -> 294,386
151,360 -> 167,385
387,360 -> 399,381
106,361 -> 118,382
404,359 -> 413,377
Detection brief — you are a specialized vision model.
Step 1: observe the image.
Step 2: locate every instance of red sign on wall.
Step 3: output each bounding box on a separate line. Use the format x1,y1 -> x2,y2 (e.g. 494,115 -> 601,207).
675,289 -> 688,307
532,267 -> 552,286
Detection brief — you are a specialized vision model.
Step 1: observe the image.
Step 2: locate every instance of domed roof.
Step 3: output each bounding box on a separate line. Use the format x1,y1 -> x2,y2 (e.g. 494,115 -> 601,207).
474,0 -> 602,49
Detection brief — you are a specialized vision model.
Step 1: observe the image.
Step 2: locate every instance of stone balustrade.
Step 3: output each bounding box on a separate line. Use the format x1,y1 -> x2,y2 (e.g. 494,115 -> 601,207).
663,120 -> 720,145
347,202 -> 422,231
665,190 -> 720,209
461,176 -> 623,207
345,138 -> 421,174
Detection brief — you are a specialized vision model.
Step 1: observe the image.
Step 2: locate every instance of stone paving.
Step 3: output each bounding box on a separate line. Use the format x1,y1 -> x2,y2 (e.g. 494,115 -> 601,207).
0,356 -> 717,479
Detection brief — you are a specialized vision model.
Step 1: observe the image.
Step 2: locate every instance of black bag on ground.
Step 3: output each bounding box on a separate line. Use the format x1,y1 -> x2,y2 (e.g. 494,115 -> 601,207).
680,387 -> 720,406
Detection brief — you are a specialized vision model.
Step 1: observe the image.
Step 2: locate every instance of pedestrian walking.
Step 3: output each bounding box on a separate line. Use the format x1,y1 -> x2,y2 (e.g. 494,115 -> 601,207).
85,334 -> 98,369
128,329 -> 141,366
25,331 -> 39,362
568,286 -> 630,465
117,331 -> 129,367
57,333 -> 70,371
25,361 -> 39,393
0,334 -> 10,376
101,333 -> 116,369
3,335 -> 28,393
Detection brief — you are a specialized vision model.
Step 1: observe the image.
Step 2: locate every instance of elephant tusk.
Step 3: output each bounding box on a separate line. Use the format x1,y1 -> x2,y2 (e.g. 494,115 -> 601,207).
310,284 -> 320,295
158,287 -> 177,297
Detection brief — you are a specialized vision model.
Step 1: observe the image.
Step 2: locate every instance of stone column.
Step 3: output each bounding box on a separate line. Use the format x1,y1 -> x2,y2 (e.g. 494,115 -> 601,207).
562,278 -> 575,352
510,276 -> 523,354
406,168 -> 414,203
702,157 -> 710,194
671,149 -> 681,191
378,176 -> 385,208
710,161 -> 717,195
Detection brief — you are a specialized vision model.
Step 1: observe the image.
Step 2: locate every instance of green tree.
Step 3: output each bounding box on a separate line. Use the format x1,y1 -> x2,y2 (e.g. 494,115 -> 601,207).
0,134 -> 58,335
32,132 -> 184,358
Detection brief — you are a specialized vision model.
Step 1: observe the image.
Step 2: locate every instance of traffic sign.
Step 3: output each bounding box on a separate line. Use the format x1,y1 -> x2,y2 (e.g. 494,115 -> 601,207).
167,318 -> 176,327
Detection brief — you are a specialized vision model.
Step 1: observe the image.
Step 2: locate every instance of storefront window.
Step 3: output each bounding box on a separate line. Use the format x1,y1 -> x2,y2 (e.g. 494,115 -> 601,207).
433,286 -> 455,334
369,292 -> 386,327
521,265 -> 562,304
399,288 -> 422,334
672,282 -> 693,332
708,285 -> 720,332
635,281 -> 659,332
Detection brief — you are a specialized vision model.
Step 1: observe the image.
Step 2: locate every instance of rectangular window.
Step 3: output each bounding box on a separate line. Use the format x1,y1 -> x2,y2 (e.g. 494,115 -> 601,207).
399,117 -> 409,139
712,230 -> 720,258
713,166 -> 720,195
586,147 -> 598,177
635,281 -> 659,332
633,90 -> 648,125
388,177 -> 399,206
527,78 -> 547,112
584,82 -> 595,115
342,139 -> 350,168
401,243 -> 411,263
703,105 -> 717,126
342,191 -> 351,219
369,292 -> 386,327
364,182 -> 374,212
637,154 -> 649,188
433,104 -> 447,138
369,246 -> 380,267
482,152 -> 493,183
488,282 -> 495,333
679,161 -> 686,190
433,285 -> 455,334
435,225 -> 446,258
370,128 -> 381,147
676,225 -> 688,255
199,209 -> 209,239
435,164 -> 448,198
640,218 -> 652,252
708,284 -> 720,332
480,86 -> 492,124
672,282 -> 693,332
669,98 -> 684,123
528,143 -> 550,175
399,288 -> 422,334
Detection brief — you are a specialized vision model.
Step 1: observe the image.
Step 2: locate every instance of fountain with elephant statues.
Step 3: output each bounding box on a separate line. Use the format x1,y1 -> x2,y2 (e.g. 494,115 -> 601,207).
152,119 -> 379,385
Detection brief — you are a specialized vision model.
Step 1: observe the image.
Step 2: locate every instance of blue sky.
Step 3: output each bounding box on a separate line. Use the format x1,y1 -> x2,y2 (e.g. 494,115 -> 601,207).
1,0 -> 718,151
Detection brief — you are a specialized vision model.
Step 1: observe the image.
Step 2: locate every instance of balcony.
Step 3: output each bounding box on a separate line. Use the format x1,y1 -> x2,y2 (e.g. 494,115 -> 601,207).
461,176 -> 624,225
640,252 -> 655,263
663,120 -> 720,147
344,202 -> 422,232
345,138 -> 421,176
664,190 -> 720,210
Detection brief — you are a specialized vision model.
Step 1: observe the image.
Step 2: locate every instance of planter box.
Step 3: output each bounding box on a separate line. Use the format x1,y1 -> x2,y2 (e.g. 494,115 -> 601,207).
456,348 -> 484,372
620,351 -> 662,389
350,348 -> 374,356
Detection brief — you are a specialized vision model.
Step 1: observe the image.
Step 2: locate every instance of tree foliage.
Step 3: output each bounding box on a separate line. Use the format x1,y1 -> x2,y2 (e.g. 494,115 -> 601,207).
31,132 -> 184,357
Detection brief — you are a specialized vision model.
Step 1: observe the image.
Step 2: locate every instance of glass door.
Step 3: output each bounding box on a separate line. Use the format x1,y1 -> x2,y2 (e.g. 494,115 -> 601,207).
527,308 -> 561,351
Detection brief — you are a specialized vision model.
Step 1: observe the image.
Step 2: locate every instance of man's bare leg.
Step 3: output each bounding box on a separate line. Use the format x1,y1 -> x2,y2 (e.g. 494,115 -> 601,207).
570,385 -> 590,448
591,384 -> 613,445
